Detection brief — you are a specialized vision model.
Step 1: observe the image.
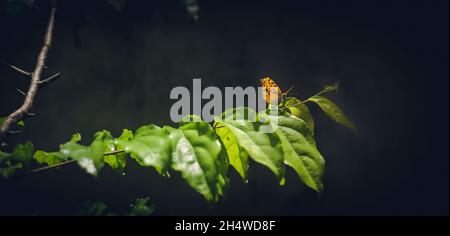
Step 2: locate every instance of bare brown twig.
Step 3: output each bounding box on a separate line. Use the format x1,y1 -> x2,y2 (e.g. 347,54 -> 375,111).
0,2 -> 58,140
0,58 -> 32,77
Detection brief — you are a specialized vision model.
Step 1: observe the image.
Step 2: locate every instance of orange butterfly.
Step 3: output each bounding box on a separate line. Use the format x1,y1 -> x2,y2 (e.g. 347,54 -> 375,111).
260,77 -> 292,104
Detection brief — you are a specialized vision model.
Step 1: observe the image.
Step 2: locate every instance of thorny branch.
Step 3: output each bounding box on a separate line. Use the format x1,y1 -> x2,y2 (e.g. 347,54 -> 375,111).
0,58 -> 32,77
0,1 -> 59,140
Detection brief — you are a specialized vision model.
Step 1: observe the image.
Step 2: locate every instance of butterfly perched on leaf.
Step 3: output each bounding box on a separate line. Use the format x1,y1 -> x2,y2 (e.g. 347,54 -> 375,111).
260,77 -> 292,105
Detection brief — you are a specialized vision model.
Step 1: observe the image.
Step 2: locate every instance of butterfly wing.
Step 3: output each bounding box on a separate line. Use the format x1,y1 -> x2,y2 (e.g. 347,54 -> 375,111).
260,77 -> 282,104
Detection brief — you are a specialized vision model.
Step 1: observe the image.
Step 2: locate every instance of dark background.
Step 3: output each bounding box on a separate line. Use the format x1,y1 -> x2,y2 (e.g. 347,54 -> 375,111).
0,0 -> 448,215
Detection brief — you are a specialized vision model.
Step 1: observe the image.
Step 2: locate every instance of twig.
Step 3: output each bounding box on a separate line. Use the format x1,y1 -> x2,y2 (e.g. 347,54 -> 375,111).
16,88 -> 26,96
7,130 -> 22,135
104,150 -> 125,156
284,83 -> 339,107
30,159 -> 76,174
29,149 -> 125,175
0,2 -> 57,140
39,72 -> 61,86
0,58 -> 32,77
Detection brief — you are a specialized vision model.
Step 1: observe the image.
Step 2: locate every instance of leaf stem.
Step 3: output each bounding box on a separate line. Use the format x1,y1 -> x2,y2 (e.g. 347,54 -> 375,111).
30,159 -> 77,174
29,150 -> 126,175
104,149 -> 125,156
284,85 -> 338,107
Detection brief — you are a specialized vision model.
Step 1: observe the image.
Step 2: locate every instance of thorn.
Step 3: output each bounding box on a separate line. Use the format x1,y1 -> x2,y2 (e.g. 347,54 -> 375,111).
16,88 -> 26,96
0,58 -> 32,77
39,72 -> 61,86
8,130 -> 22,135
26,112 -> 35,117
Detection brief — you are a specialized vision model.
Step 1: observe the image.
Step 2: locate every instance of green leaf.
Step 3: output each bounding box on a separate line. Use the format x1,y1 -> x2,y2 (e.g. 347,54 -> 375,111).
102,129 -> 132,174
10,141 -> 34,168
0,141 -> 34,178
215,108 -> 286,185
284,97 -> 315,133
215,123 -> 249,182
60,131 -> 115,176
165,117 -> 229,204
34,150 -> 65,165
324,81 -> 339,93
116,129 -> 133,141
309,96 -> 357,134
265,110 -> 325,191
127,197 -> 154,216
103,153 -> 126,173
32,134 -> 81,167
70,133 -> 82,142
79,201 -> 111,216
0,162 -> 22,178
116,125 -> 171,176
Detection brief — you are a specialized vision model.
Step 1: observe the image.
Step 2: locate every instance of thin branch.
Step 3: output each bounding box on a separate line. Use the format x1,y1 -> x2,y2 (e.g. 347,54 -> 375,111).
7,130 -> 22,135
0,58 -> 32,77
16,88 -> 26,96
30,159 -> 76,174
29,150 -> 125,175
284,83 -> 339,108
104,150 -> 125,156
39,72 -> 61,86
0,2 -> 57,140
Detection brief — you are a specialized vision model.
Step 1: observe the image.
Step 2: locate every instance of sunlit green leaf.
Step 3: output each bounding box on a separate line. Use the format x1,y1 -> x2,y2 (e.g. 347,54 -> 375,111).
165,117 -> 229,204
215,123 -> 249,182
34,150 -> 65,165
60,131 -> 115,176
116,129 -> 133,141
70,133 -> 82,142
265,110 -> 325,191
309,96 -> 357,134
103,153 -> 126,173
284,97 -> 315,133
324,81 -> 339,93
215,108 -> 286,185
116,125 -> 171,176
